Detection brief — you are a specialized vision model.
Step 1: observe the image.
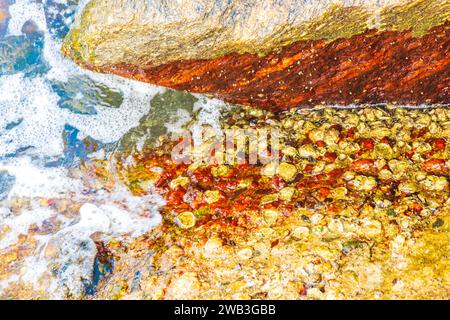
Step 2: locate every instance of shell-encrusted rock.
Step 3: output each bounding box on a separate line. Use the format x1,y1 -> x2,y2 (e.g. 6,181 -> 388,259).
276,162 -> 297,181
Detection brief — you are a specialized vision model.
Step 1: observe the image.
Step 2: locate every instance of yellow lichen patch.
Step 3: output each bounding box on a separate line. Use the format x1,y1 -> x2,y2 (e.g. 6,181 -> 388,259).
262,209 -> 279,226
279,187 -> 296,201
382,0 -> 450,37
349,175 -> 377,191
211,165 -> 230,178
261,162 -> 278,177
260,193 -> 278,205
298,144 -> 319,159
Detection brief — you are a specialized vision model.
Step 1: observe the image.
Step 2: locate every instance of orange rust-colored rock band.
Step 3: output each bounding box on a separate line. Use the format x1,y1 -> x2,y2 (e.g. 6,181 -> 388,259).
95,23 -> 450,111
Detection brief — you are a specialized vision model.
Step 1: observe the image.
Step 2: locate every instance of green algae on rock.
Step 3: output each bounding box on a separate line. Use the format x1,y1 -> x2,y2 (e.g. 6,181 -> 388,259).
51,76 -> 124,115
119,90 -> 198,154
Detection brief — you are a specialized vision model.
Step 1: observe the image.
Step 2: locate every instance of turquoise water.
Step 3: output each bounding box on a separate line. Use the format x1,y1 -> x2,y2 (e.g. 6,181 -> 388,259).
1,1 -> 125,163
0,0 -> 166,298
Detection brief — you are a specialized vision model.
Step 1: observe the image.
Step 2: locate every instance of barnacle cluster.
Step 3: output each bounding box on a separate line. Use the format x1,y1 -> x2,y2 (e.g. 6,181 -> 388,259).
1,105 -> 449,299
93,105 -> 450,299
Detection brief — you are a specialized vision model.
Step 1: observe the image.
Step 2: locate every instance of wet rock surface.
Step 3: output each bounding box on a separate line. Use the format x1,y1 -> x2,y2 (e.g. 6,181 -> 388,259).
2,104 -> 450,299
64,0 -> 449,68
63,0 -> 450,109
51,76 -> 124,115
119,90 -> 198,153
92,105 -> 450,299
103,23 -> 449,110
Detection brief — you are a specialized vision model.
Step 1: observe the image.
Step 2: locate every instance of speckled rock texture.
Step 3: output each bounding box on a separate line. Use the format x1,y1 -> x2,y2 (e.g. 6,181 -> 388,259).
93,105 -> 450,300
63,0 -> 450,109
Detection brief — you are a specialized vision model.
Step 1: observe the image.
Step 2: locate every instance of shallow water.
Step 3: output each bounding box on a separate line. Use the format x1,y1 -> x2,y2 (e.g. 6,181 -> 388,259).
0,0 -> 227,298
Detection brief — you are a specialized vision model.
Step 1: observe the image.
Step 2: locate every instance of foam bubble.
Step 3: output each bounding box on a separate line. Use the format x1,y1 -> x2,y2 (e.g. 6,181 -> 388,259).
0,75 -> 66,158
0,158 -> 82,198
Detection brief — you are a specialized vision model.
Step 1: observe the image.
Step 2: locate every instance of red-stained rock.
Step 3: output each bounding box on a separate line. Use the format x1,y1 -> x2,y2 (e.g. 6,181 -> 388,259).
421,159 -> 449,175
350,159 -> 378,175
90,23 -> 450,111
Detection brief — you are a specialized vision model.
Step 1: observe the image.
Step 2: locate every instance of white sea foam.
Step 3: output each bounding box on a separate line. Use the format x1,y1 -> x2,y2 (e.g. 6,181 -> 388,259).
7,0 -> 47,36
3,0 -> 229,158
3,1 -> 165,152
0,158 -> 82,198
0,159 -> 164,298
0,207 -> 55,250
0,0 -> 231,299
0,0 -> 168,298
